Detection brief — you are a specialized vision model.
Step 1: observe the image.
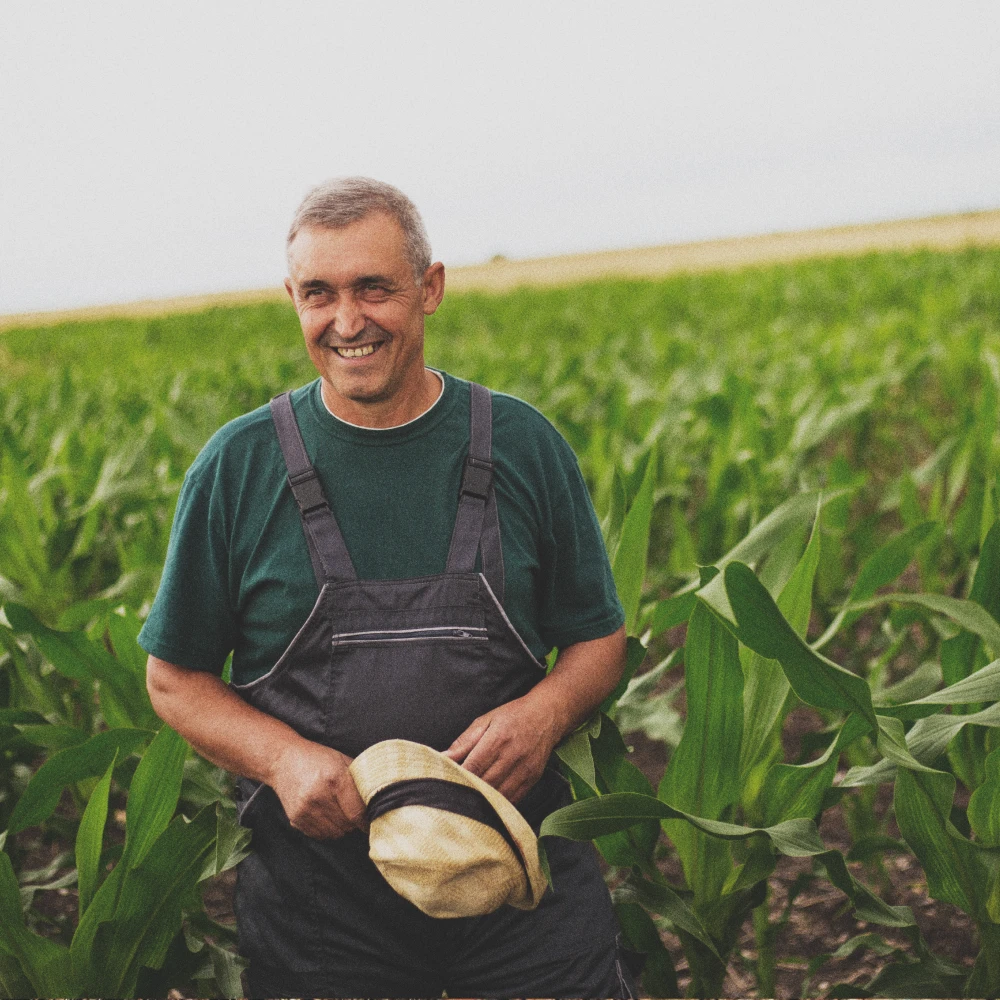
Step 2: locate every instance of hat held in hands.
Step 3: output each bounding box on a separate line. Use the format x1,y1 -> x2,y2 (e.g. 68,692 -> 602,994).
349,739 -> 548,919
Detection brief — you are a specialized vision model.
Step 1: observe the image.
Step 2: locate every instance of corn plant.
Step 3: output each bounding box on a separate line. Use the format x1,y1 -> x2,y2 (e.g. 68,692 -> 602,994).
546,476 -> 1000,997
0,608 -> 248,997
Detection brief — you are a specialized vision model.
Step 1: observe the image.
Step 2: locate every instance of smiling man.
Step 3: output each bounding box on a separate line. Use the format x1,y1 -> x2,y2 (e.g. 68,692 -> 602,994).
140,177 -> 636,999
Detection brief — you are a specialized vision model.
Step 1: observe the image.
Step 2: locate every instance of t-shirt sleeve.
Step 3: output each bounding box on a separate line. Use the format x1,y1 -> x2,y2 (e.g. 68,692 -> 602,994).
535,430 -> 625,650
138,450 -> 237,675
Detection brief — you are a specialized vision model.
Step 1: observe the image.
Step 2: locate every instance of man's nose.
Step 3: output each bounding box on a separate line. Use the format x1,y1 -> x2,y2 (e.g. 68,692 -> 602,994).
330,293 -> 366,340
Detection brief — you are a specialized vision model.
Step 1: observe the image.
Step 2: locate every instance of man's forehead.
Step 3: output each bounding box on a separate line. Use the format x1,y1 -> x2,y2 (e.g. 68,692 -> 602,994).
288,214 -> 409,279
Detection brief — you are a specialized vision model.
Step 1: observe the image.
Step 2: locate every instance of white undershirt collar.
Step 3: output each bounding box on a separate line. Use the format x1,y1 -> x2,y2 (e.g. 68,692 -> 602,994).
320,368 -> 445,431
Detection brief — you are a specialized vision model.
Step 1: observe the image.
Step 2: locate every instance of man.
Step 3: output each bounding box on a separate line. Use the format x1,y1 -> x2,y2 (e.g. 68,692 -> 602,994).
142,177 -> 636,998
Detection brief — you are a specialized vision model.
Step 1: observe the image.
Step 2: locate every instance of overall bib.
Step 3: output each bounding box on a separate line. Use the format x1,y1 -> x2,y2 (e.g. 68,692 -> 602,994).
231,383 -> 635,999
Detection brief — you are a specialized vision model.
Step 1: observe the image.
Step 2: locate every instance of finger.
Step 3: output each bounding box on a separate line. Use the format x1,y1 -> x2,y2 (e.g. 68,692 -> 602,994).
335,773 -> 368,831
444,715 -> 491,762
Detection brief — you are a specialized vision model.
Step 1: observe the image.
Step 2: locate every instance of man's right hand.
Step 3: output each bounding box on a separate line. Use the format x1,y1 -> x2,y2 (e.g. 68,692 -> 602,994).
270,741 -> 368,840
146,655 -> 368,841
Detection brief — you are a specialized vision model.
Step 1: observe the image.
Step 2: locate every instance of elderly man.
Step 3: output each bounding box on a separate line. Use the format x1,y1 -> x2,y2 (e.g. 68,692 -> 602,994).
142,177 -> 636,999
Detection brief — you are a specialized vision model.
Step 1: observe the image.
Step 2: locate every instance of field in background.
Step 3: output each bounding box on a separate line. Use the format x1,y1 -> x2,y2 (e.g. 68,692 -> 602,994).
2,243 -> 1000,997
3,207 -> 999,331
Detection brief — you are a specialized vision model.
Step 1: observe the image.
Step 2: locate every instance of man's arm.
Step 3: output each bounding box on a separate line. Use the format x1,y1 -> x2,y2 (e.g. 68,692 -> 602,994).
145,655 -> 366,839
444,625 -> 627,803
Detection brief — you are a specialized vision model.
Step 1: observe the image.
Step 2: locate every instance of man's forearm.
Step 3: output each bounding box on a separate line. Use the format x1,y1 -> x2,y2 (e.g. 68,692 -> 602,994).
528,624 -> 628,740
145,655 -> 310,786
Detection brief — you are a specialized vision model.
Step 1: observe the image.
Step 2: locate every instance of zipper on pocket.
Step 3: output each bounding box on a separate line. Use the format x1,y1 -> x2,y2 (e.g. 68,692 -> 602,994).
331,625 -> 489,647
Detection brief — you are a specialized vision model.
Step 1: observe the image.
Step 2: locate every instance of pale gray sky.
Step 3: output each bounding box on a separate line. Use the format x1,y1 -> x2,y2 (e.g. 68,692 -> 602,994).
2,1 -> 998,314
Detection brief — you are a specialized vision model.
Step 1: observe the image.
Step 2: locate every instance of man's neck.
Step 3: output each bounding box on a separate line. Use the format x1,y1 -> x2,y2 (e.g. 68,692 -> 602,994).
320,369 -> 444,429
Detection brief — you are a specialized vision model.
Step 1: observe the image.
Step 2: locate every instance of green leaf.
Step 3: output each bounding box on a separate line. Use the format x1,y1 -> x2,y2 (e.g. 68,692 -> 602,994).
894,766 -> 993,921
121,724 -> 188,873
704,488 -> 851,584
97,805 -> 218,998
876,656 -> 1000,719
555,729 -> 597,790
817,849 -> 917,928
591,715 -> 658,872
646,591 -> 696,639
15,723 -> 89,750
813,521 -> 936,648
540,791 -> 826,858
968,746 -> 1000,847
841,701 -> 1000,787
760,714 -> 869,825
612,446 -> 657,634
699,561 -> 877,730
8,727 -> 152,834
0,852 -> 72,996
613,873 -> 721,961
614,650 -> 684,744
613,900 -> 679,999
848,591 -> 1000,659
76,753 -> 116,918
659,599 -> 743,897
4,602 -> 149,724
203,940 -> 248,999
209,806 -> 253,879
741,497 -> 822,780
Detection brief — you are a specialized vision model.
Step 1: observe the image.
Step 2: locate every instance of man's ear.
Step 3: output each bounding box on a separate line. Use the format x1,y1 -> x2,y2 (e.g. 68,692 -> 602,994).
422,262 -> 445,315
284,278 -> 298,312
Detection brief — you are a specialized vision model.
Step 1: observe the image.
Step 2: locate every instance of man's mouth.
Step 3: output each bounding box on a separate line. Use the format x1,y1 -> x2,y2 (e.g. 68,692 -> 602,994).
334,342 -> 382,359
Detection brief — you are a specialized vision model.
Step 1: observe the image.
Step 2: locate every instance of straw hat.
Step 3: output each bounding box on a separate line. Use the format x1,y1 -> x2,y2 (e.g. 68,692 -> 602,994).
349,739 -> 548,919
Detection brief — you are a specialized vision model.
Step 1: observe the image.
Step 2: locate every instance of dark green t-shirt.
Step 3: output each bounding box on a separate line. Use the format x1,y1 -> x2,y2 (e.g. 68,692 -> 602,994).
139,372 -> 624,685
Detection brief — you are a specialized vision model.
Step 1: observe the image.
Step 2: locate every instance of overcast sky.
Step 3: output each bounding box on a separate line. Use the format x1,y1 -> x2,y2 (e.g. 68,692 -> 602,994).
2,2 -> 998,314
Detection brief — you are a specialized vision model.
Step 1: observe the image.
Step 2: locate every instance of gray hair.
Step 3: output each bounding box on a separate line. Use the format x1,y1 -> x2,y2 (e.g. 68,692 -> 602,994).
287,177 -> 432,281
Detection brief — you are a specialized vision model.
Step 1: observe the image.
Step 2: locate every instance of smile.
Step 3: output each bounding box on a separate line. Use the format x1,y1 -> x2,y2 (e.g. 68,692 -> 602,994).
335,343 -> 381,358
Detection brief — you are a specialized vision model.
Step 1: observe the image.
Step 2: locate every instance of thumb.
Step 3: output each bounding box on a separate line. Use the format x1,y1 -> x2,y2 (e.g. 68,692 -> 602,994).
444,714 -> 491,762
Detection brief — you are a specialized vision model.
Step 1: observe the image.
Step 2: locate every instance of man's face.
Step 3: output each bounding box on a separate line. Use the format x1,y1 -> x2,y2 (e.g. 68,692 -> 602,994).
285,213 -> 444,412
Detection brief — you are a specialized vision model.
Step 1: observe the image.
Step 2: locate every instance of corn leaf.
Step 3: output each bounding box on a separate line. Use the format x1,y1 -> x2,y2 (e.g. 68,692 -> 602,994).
876,657 -> 1000,719
97,804 -> 218,998
7,727 -> 152,835
76,753 -> 117,918
612,447 -> 657,634
614,872 -> 721,960
761,713 -> 870,826
121,724 -> 188,873
741,497 -> 822,780
968,746 -> 1000,848
4,602 -> 149,724
813,521 -> 936,649
894,766 -> 996,922
847,591 -> 1000,659
659,599 -> 743,897
0,851 -> 72,997
540,791 -> 826,858
699,561 -> 878,730
613,899 -> 680,999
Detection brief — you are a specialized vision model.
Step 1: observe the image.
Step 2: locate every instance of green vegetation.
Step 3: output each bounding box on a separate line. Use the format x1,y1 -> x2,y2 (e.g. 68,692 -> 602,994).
1,245 -> 999,996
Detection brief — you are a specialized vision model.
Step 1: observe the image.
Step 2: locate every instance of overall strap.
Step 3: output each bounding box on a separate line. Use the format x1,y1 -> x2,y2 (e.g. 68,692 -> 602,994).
445,383 -> 505,602
269,392 -> 357,586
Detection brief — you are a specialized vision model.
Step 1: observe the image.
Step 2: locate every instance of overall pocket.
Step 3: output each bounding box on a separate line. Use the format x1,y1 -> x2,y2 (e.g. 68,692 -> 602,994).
325,619 -> 502,757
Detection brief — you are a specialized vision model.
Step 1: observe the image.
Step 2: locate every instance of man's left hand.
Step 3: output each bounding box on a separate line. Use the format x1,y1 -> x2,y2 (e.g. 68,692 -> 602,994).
443,693 -> 564,804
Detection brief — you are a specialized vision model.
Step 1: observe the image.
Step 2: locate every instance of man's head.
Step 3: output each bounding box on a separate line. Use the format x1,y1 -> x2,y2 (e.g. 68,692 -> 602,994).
287,177 -> 432,283
284,177 -> 445,427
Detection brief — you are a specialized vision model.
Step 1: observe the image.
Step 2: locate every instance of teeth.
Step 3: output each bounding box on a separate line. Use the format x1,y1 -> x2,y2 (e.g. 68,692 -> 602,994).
336,344 -> 376,358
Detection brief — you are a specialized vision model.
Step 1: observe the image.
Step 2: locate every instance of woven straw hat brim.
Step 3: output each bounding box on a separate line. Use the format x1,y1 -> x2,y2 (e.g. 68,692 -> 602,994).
350,740 -> 547,913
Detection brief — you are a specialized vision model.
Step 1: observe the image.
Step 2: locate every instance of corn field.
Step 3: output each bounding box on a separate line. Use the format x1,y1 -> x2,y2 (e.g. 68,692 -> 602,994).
1,246 -> 999,997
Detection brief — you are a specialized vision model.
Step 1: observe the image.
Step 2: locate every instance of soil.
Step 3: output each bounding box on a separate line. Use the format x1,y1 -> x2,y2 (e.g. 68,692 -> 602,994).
11,725 -> 982,1000
624,713 -> 980,999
